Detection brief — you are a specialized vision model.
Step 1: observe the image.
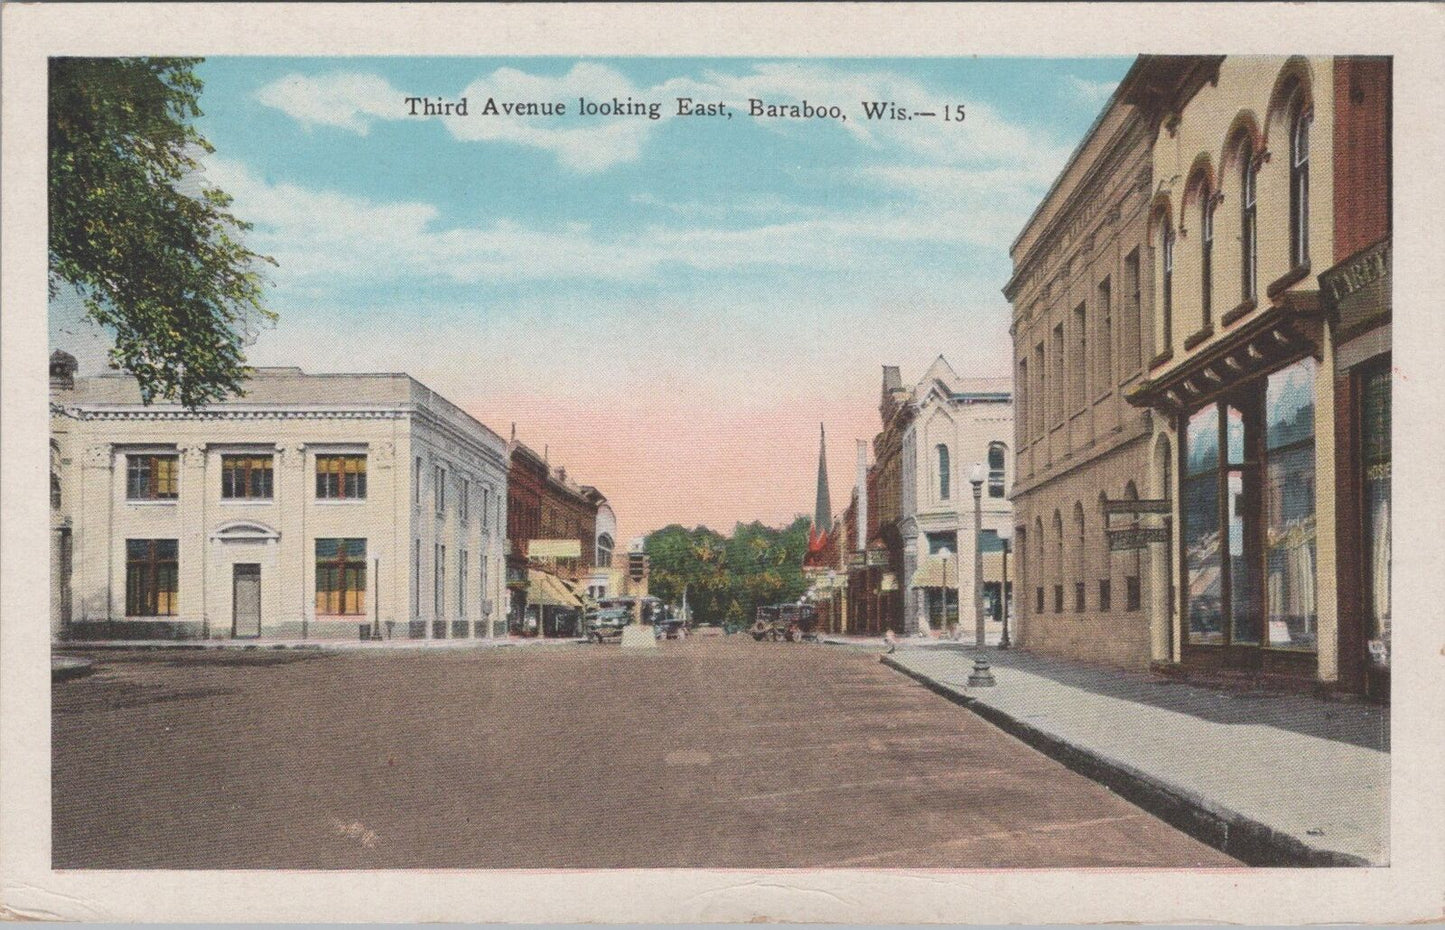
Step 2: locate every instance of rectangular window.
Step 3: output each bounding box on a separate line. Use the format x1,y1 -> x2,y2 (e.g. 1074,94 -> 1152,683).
434,543 -> 445,618
459,550 -> 468,619
1179,358 -> 1317,651
1074,581 -> 1086,613
414,539 -> 421,618
1051,325 -> 1065,426
1073,303 -> 1088,403
1126,576 -> 1142,612
1099,578 -> 1112,612
415,457 -> 424,505
1053,584 -> 1064,614
316,455 -> 366,500
126,454 -> 178,500
125,538 -> 178,616
1264,362 -> 1317,649
1124,249 -> 1143,369
480,551 -> 489,604
1017,358 -> 1029,444
434,465 -> 446,514
482,486 -> 491,529
1033,343 -> 1046,438
1097,278 -> 1113,393
1361,364 -> 1391,650
221,454 -> 273,500
460,479 -> 470,523
1035,586 -> 1045,614
315,538 -> 366,615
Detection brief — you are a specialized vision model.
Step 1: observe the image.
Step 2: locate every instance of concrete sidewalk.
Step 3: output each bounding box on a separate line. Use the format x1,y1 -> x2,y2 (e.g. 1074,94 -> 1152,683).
55,636 -> 585,652
881,643 -> 1389,867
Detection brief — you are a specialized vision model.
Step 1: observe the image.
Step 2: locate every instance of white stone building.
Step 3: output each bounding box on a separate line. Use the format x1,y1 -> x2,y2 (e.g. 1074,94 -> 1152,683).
49,355 -> 509,642
897,357 -> 1015,635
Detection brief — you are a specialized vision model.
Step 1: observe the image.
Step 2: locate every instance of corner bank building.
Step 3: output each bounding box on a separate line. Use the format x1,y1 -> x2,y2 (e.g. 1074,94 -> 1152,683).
1007,55 -> 1390,699
49,360 -> 511,643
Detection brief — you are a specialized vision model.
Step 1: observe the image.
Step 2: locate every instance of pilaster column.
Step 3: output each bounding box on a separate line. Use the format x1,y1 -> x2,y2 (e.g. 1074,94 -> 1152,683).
276,443 -> 307,635
79,443 -> 114,621
177,444 -> 208,629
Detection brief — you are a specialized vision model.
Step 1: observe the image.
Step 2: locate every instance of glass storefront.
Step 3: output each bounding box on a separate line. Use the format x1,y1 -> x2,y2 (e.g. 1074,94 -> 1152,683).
1182,358 -> 1318,658
1361,362 -> 1391,662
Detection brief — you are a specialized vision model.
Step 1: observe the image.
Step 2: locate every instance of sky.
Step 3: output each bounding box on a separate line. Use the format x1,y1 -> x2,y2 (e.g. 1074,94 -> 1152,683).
51,56 -> 1132,546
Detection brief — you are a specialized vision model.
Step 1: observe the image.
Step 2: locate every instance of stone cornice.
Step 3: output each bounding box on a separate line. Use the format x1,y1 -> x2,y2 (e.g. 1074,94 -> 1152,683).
64,404 -> 410,422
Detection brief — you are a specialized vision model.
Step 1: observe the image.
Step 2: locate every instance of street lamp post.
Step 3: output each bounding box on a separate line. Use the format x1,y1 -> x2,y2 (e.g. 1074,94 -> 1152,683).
967,463 -> 996,687
998,523 -> 1014,649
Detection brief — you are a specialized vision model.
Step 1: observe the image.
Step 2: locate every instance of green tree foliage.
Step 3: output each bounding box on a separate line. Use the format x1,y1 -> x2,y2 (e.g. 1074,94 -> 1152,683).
644,517 -> 813,624
49,57 -> 276,408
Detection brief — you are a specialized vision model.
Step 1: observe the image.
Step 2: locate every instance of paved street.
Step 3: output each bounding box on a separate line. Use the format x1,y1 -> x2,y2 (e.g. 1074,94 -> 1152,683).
53,637 -> 1237,869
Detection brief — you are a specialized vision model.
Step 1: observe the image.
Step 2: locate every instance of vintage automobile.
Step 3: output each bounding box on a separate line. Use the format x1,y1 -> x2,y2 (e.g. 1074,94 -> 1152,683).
587,607 -> 633,644
750,603 -> 820,642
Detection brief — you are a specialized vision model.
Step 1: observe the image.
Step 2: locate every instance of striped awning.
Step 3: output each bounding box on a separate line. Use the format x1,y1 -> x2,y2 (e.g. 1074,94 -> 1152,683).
528,570 -> 585,608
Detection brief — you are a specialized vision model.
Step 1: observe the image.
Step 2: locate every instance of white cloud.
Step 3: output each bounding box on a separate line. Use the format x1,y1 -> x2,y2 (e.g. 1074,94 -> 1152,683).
1066,75 -> 1119,108
255,72 -> 403,135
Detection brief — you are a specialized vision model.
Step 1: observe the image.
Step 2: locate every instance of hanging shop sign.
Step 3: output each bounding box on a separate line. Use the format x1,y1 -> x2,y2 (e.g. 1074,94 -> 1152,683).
1102,498 -> 1172,515
1107,527 -> 1170,550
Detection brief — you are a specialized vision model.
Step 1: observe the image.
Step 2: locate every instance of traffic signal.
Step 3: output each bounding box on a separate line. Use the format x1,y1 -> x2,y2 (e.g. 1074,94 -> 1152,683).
628,551 -> 647,582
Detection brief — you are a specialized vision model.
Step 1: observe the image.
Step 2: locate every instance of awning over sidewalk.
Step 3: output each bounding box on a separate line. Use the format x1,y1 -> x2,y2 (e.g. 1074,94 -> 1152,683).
527,571 -> 584,609
912,556 -> 958,589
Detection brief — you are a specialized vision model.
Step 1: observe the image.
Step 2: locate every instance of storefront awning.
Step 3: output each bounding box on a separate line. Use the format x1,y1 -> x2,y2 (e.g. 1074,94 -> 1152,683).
912,556 -> 958,590
1125,296 -> 1324,416
528,571 -> 585,608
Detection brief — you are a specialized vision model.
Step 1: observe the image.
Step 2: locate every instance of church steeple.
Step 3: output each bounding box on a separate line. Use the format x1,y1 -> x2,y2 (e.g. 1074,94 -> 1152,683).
814,423 -> 832,533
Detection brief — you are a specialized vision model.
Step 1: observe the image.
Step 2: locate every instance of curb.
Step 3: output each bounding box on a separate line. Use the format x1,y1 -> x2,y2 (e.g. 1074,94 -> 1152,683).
880,654 -> 1373,868
51,656 -> 96,682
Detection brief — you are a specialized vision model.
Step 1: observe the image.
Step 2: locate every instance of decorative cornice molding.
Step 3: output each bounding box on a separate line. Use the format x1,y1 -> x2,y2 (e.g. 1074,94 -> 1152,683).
66,404 -> 410,423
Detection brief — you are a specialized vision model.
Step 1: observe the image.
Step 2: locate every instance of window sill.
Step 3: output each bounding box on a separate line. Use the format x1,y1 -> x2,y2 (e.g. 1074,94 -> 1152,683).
1149,349 -> 1174,370
315,614 -> 369,621
1266,262 -> 1311,299
124,499 -> 178,506
221,498 -> 274,505
1222,298 -> 1257,327
1183,325 -> 1214,351
315,498 -> 367,505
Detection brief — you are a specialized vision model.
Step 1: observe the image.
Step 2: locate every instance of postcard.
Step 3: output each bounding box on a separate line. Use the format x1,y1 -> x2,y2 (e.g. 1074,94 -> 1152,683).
2,2 -> 1443,924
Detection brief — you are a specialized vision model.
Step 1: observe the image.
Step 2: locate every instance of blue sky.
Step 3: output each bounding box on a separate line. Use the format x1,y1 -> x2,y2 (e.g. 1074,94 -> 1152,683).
53,56 -> 1132,541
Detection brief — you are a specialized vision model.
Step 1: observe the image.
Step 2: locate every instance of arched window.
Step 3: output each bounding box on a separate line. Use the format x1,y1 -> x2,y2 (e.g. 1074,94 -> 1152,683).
1241,149 -> 1258,301
1201,188 -> 1215,328
596,533 -> 614,568
1124,481 -> 1142,611
936,444 -> 951,501
1052,510 -> 1064,614
1034,516 -> 1046,615
1160,219 -> 1175,353
1290,98 -> 1311,268
987,442 -> 1006,498
1073,502 -> 1087,612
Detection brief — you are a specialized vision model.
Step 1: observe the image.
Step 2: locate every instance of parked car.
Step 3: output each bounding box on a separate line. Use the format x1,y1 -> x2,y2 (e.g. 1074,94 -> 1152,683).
655,616 -> 687,640
587,608 -> 632,644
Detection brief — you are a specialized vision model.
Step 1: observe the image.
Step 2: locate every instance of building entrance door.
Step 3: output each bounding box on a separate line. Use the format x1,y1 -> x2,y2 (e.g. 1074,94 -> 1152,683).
232,563 -> 262,638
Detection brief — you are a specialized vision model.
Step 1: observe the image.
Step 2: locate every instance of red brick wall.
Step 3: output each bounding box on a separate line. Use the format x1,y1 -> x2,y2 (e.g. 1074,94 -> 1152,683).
1333,57 -> 1391,262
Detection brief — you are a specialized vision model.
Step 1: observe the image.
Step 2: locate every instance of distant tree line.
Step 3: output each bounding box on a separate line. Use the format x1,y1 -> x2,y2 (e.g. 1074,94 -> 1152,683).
643,518 -> 813,625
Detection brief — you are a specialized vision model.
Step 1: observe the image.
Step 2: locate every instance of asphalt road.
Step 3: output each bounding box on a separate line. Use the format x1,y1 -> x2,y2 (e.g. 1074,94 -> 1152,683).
52,636 -> 1238,869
